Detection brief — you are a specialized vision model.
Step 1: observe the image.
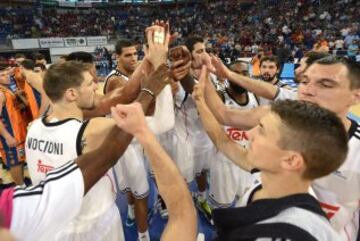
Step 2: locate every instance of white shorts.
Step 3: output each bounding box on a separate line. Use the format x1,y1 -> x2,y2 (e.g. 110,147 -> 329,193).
209,151 -> 252,208
10,161 -> 84,241
113,141 -> 149,199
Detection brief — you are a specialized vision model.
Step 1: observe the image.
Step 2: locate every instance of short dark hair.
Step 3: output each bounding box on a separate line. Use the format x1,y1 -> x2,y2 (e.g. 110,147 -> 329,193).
260,56 -> 280,70
20,59 -> 35,70
66,51 -> 94,64
185,36 -> 204,53
229,60 -> 249,76
34,63 -> 46,71
304,51 -> 330,67
34,53 -> 45,61
271,100 -> 348,180
15,53 -> 26,59
43,61 -> 88,102
115,39 -> 134,55
315,56 -> 360,89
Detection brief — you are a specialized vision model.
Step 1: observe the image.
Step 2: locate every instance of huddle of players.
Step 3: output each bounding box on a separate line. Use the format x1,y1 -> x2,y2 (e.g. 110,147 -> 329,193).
91,33 -> 360,240
1,21 -> 360,241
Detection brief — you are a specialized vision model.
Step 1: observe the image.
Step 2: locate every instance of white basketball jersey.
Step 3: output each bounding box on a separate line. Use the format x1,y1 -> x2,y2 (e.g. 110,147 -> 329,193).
26,117 -> 86,185
25,116 -> 120,241
312,119 -> 360,241
103,69 -> 129,94
223,90 -> 260,148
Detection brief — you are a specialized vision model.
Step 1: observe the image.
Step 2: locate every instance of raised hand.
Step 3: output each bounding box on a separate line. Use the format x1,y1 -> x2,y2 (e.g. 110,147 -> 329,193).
142,64 -> 170,97
145,21 -> 170,69
192,65 -> 208,102
111,102 -> 148,137
210,54 -> 231,79
169,45 -> 192,81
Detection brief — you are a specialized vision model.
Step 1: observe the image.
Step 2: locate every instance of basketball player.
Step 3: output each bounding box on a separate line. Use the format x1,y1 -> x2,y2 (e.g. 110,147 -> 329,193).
19,59 -> 49,119
0,63 -> 27,186
111,102 -> 197,241
208,61 -> 259,213
103,39 -> 139,94
193,66 -> 347,240
210,51 -> 330,101
103,39 -> 151,240
0,88 -> 170,241
26,24 -> 171,241
201,57 -> 360,240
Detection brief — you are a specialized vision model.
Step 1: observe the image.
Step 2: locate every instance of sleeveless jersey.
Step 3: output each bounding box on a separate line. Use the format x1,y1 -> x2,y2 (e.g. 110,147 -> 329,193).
223,89 -> 260,148
103,69 -> 129,94
25,117 -> 86,184
312,119 -> 360,241
25,116 -> 120,241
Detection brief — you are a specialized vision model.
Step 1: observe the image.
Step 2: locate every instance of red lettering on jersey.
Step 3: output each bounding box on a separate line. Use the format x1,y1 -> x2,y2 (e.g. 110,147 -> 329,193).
226,128 -> 249,141
320,202 -> 340,219
37,160 -> 54,174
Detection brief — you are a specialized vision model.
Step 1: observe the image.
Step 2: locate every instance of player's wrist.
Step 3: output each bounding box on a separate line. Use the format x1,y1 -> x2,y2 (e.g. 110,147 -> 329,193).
134,126 -> 152,143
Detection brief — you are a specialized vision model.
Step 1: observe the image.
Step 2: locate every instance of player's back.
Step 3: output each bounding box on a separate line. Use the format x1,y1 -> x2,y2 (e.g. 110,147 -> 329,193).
25,117 -> 122,241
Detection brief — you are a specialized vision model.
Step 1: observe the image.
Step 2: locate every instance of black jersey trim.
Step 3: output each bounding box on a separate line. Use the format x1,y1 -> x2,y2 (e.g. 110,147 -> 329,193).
348,118 -> 360,140
216,222 -> 318,241
14,162 -> 79,198
41,115 -> 81,127
76,120 -> 90,156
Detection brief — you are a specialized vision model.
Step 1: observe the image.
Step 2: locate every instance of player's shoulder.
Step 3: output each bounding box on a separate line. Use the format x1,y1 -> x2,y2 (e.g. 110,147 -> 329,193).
349,118 -> 360,141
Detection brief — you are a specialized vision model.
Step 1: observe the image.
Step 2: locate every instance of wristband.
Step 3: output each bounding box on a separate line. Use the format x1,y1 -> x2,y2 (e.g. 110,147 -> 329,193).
141,88 -> 155,98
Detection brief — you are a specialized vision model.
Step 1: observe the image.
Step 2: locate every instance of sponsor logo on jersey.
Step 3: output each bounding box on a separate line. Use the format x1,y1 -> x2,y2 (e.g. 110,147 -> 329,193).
37,160 -> 54,174
319,202 -> 340,219
226,127 -> 249,142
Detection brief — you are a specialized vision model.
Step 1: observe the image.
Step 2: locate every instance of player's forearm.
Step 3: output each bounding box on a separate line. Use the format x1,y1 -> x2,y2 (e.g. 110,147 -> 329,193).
204,78 -> 227,124
136,129 -> 196,220
76,126 -> 132,194
228,71 -> 278,100
77,91 -> 154,193
146,85 -> 175,134
195,98 -> 251,171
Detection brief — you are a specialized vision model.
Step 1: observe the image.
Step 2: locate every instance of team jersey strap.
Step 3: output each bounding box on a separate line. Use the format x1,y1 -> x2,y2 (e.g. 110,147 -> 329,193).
103,69 -> 129,94
213,193 -> 327,234
215,222 -> 318,241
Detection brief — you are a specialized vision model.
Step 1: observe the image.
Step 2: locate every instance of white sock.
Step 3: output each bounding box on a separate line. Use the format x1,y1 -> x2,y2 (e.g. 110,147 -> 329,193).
198,191 -> 207,202
127,204 -> 135,219
138,230 -> 150,241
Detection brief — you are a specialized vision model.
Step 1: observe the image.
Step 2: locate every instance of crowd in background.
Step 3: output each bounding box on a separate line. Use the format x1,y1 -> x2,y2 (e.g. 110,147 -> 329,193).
0,0 -> 359,61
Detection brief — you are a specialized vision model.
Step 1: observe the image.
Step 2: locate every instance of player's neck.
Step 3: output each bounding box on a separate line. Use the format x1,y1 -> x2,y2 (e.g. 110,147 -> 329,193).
340,113 -> 352,132
226,87 -> 248,105
49,102 -> 83,122
270,77 -> 279,85
253,172 -> 310,201
116,65 -> 132,77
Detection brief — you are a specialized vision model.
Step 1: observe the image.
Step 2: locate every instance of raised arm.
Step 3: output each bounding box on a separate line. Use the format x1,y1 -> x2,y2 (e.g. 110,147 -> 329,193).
211,56 -> 279,100
203,69 -> 268,130
145,84 -> 175,135
193,66 -> 253,172
111,102 -> 197,241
